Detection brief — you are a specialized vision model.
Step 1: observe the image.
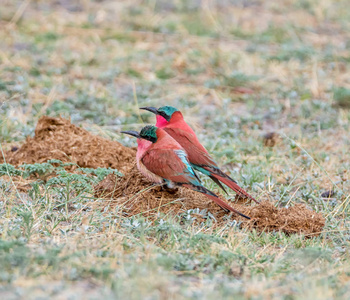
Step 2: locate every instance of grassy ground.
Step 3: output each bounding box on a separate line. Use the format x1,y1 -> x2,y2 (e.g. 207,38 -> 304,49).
1,0 -> 350,299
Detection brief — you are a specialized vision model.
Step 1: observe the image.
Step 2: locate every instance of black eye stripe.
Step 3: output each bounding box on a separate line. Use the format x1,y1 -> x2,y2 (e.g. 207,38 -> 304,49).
143,133 -> 157,143
158,111 -> 171,121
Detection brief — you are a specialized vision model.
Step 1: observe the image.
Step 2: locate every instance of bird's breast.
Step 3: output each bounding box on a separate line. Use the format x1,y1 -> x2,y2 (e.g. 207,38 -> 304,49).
137,159 -> 163,184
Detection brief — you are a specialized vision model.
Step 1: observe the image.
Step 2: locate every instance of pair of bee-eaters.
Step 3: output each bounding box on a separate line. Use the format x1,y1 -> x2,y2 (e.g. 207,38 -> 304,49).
122,106 -> 259,220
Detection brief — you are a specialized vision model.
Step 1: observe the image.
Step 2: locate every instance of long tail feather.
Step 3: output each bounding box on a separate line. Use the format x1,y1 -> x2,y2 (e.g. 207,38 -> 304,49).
212,174 -> 259,204
209,175 -> 228,195
182,184 -> 250,220
193,164 -> 259,204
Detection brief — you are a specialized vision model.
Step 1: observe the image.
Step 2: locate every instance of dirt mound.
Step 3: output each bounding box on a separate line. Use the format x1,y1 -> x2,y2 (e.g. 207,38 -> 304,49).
94,166 -> 325,237
247,201 -> 325,236
1,116 -> 325,237
0,116 -> 135,172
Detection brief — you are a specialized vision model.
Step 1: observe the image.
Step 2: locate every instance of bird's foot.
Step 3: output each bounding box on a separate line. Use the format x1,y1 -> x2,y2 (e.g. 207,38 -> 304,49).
161,183 -> 178,194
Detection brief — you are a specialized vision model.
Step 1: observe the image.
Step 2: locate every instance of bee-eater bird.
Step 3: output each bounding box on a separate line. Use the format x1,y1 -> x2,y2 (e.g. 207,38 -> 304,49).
140,106 -> 259,204
121,125 -> 250,219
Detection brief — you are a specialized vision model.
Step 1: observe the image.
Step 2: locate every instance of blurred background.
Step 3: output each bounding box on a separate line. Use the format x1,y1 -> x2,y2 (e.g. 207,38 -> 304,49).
1,1 -> 349,131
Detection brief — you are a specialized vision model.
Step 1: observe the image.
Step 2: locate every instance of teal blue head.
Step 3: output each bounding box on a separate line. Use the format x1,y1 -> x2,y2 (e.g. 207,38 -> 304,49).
140,105 -> 179,122
139,125 -> 158,143
121,125 -> 158,143
157,106 -> 179,121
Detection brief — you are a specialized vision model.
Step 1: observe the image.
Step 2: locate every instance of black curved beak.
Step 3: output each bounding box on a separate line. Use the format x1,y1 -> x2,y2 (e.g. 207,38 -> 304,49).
121,130 -> 140,139
140,106 -> 158,115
